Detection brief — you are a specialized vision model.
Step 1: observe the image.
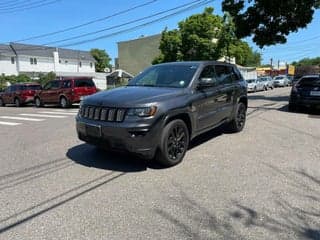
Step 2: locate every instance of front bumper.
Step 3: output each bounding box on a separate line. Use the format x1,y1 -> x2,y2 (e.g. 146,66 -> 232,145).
76,115 -> 163,159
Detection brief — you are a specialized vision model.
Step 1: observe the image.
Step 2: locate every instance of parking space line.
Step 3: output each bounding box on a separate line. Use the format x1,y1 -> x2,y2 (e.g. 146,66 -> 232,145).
19,114 -> 67,118
0,116 -> 45,122
0,121 -> 22,126
38,111 -> 76,116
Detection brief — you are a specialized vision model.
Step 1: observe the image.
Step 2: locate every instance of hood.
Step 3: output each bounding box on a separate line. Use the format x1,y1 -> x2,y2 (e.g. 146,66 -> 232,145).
83,86 -> 187,107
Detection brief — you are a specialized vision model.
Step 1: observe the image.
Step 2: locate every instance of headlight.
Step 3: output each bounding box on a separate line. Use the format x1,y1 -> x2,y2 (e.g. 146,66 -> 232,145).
127,106 -> 157,117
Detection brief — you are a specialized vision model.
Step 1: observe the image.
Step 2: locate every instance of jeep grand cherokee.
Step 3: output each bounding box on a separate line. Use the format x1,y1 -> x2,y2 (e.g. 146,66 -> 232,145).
76,61 -> 248,167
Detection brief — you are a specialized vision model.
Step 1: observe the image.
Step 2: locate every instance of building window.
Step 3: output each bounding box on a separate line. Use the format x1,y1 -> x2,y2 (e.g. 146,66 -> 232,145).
11,57 -> 15,64
90,62 -> 93,68
65,60 -> 68,64
79,61 -> 82,68
59,59 -> 62,64
30,58 -> 37,65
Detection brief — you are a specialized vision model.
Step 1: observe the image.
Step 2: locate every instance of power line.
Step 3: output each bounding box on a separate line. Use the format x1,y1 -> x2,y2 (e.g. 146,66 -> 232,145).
0,0 -> 60,13
0,0 -> 44,8
58,0 -> 212,48
12,0 -> 159,43
1,0 -> 211,52
43,0 -> 206,46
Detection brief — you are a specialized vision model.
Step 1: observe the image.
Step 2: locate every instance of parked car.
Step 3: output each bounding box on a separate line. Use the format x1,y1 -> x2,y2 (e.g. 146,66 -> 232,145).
76,61 -> 248,167
246,79 -> 264,92
0,82 -> 41,107
34,77 -> 97,108
273,75 -> 290,87
258,76 -> 274,90
289,75 -> 320,111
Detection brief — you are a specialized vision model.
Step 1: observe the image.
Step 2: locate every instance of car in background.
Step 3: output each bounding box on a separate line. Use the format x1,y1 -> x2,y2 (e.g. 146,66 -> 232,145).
258,76 -> 274,90
287,75 -> 294,86
34,77 -> 97,108
289,75 -> 320,111
0,82 -> 41,107
246,79 -> 265,92
273,75 -> 290,87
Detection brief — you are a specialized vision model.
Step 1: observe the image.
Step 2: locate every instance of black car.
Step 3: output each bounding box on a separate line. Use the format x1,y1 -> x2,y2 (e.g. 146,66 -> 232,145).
76,61 -> 248,166
289,75 -> 320,111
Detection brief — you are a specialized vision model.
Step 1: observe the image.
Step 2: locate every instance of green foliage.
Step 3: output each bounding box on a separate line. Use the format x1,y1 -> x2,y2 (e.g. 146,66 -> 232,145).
0,74 -> 33,90
90,48 -> 112,72
222,0 -> 320,48
292,57 -> 320,67
153,8 -> 261,67
38,72 -> 56,86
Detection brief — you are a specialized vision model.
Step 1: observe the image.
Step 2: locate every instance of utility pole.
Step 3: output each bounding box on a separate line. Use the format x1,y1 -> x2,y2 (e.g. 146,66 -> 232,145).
270,58 -> 273,76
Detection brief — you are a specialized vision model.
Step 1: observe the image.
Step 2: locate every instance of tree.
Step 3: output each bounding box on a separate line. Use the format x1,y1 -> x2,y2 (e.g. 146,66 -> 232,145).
292,57 -> 320,66
90,48 -> 112,72
38,72 -> 56,86
153,7 -> 261,66
222,0 -> 320,48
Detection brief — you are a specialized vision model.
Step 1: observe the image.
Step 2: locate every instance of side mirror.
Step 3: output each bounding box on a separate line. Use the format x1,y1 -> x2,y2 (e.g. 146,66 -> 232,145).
198,78 -> 216,89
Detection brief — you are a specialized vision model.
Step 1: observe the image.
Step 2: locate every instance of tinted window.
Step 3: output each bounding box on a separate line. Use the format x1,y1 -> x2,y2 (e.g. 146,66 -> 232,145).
51,81 -> 60,89
128,64 -> 199,88
298,77 -> 320,87
199,65 -> 217,87
74,79 -> 95,87
214,65 -> 233,84
62,80 -> 72,88
246,79 -> 256,83
25,85 -> 41,90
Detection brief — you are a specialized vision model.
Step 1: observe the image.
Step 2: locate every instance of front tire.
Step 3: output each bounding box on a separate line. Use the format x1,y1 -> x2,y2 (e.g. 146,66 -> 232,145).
0,98 -> 4,107
155,119 -> 189,167
35,97 -> 42,108
228,102 -> 247,133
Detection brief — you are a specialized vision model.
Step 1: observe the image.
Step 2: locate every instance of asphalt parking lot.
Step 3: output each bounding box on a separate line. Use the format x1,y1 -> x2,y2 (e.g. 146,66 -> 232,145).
0,87 -> 319,240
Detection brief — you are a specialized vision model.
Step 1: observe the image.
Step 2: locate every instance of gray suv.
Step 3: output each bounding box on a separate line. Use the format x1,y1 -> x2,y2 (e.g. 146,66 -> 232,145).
76,61 -> 248,166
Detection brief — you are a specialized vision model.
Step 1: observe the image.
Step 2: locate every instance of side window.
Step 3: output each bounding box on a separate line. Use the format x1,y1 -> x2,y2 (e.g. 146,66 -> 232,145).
232,67 -> 242,81
11,86 -> 17,92
51,81 -> 60,89
62,80 -> 71,88
43,82 -> 52,90
198,65 -> 217,86
5,86 -> 11,93
215,65 -> 233,84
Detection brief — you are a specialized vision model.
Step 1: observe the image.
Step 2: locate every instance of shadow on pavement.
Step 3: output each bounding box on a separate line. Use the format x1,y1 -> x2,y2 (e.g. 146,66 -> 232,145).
229,165 -> 320,240
66,144 -> 165,172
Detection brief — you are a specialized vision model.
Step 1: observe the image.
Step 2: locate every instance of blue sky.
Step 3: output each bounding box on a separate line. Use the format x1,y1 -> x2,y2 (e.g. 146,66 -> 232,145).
0,0 -> 319,65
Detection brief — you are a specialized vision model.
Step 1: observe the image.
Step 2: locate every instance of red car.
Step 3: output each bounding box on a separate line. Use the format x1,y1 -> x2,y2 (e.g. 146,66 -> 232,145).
34,77 -> 97,108
0,83 -> 41,107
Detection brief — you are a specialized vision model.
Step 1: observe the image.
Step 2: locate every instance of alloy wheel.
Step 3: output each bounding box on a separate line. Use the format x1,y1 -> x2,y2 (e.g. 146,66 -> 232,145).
236,104 -> 246,129
166,125 -> 187,161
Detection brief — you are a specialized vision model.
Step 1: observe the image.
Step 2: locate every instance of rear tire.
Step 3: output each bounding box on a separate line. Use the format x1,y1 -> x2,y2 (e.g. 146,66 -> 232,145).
35,97 -> 42,108
60,96 -> 69,108
228,102 -> 247,133
155,119 -> 189,167
14,98 -> 21,107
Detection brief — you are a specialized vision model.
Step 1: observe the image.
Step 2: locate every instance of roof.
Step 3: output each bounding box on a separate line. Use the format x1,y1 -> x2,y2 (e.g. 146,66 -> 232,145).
0,44 -> 15,56
9,43 -> 95,61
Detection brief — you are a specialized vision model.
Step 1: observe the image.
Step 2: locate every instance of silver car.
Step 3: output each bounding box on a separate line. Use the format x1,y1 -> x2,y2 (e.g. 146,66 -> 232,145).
273,75 -> 290,87
258,76 -> 274,90
246,79 -> 265,92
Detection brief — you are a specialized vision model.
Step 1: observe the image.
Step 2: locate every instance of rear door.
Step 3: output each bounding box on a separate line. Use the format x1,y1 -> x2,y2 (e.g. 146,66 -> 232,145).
193,64 -> 222,131
73,78 -> 97,98
214,65 -> 237,120
41,81 -> 60,103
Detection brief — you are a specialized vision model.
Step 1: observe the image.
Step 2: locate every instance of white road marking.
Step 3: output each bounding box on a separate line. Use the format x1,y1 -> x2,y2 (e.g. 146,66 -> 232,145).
49,109 -> 79,113
19,114 -> 67,118
38,111 -> 76,116
0,121 -> 22,126
0,116 -> 45,122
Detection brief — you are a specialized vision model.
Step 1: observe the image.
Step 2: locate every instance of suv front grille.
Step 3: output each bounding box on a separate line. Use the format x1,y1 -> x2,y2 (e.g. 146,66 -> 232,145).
80,106 -> 126,122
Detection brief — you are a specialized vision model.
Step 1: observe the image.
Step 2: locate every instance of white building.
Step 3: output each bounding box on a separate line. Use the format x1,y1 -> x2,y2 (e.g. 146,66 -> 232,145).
0,43 -> 96,77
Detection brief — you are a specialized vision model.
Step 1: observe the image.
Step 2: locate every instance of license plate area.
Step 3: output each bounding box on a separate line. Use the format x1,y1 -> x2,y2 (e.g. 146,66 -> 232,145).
86,124 -> 101,137
310,91 -> 320,96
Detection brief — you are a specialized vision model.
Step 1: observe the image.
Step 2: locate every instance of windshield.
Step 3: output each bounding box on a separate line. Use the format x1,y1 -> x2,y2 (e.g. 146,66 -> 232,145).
246,79 -> 255,83
128,64 -> 199,88
298,77 -> 320,87
274,76 -> 284,80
